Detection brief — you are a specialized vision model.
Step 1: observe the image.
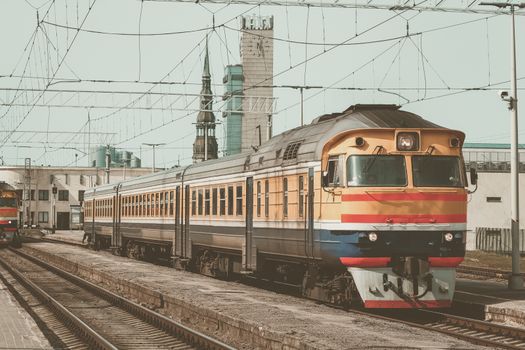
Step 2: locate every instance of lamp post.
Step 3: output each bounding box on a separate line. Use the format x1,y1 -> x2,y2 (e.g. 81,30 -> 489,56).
481,2 -> 525,290
142,143 -> 165,173
52,184 -> 57,234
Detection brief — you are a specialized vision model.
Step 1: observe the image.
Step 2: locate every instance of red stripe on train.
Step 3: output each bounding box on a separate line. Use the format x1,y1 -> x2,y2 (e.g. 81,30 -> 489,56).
340,214 -> 466,224
428,257 -> 464,267
340,257 -> 391,267
0,208 -> 17,214
364,300 -> 451,308
342,193 -> 467,202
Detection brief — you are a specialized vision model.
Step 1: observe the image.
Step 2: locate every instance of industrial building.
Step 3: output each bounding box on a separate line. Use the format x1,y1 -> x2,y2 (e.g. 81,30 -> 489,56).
88,145 -> 141,168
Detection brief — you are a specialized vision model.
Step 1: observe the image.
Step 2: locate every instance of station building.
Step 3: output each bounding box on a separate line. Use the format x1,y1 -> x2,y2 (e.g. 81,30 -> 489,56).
0,165 -> 150,230
463,143 -> 525,252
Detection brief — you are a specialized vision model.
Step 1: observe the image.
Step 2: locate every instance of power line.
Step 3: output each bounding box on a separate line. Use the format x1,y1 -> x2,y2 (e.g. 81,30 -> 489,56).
142,0 -> 525,15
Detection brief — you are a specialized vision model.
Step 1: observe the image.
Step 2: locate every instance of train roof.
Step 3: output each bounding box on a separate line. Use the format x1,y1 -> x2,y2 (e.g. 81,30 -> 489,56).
86,104 -> 456,196
0,181 -> 16,192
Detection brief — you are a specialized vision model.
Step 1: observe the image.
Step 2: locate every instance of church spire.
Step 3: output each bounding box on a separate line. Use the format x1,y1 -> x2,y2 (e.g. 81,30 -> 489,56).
192,36 -> 218,163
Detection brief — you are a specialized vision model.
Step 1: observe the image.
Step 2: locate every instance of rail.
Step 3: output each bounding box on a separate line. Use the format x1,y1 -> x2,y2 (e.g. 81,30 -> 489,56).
2,247 -> 236,350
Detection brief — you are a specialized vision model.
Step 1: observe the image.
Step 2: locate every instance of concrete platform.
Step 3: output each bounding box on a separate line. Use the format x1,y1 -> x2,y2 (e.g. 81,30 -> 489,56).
455,278 -> 525,327
20,243 -> 490,350
0,272 -> 51,349
27,233 -> 525,336
41,230 -> 86,246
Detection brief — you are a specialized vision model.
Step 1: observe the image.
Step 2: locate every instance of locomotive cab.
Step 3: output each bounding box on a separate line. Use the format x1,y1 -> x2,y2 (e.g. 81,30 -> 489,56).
319,127 -> 468,308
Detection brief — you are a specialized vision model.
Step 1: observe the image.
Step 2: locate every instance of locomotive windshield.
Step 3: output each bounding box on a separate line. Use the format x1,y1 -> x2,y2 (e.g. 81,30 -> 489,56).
0,198 -> 16,207
412,156 -> 464,187
347,155 -> 407,187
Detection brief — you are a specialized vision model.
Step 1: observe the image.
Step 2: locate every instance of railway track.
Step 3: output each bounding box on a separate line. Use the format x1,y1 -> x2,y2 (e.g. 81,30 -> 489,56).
457,264 -> 525,280
19,238 -> 525,349
357,308 -> 525,349
0,248 -> 236,350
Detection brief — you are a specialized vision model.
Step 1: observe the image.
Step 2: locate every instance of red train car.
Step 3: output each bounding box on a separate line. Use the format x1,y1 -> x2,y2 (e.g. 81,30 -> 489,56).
0,182 -> 19,247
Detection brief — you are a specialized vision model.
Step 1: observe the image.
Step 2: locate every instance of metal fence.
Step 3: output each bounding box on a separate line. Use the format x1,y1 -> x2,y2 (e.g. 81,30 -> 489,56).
476,227 -> 525,254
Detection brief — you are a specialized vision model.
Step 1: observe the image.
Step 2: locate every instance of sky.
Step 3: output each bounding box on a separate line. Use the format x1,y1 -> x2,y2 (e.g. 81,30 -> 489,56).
0,0 -> 524,169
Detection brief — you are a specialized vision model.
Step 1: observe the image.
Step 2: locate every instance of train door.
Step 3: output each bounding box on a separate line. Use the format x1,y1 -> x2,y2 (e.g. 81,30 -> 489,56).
183,184 -> 191,259
306,167 -> 315,259
111,192 -> 122,252
242,176 -> 257,273
174,186 -> 181,258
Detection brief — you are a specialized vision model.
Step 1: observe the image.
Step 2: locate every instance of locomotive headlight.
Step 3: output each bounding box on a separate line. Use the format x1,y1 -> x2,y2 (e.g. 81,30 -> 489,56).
368,232 -> 378,242
8,221 -> 11,224
444,232 -> 454,242
397,132 -> 419,151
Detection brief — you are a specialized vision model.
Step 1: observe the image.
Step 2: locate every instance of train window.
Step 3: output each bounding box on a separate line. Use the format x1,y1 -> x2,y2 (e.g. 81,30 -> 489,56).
236,185 -> 243,216
283,178 -> 288,218
347,155 -> 407,187
205,189 -> 210,216
198,190 -> 203,216
0,198 -> 16,206
299,176 -> 304,218
256,181 -> 261,217
227,186 -> 234,215
212,188 -> 218,216
324,156 -> 343,187
219,188 -> 226,216
412,156 -> 463,188
191,190 -> 196,216
264,180 -> 269,218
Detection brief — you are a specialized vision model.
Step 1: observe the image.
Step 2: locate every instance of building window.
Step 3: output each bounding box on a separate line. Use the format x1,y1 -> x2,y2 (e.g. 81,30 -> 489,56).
192,190 -> 197,216
227,186 -> 234,215
487,196 -> 502,203
219,188 -> 226,216
236,185 -> 243,216
264,180 -> 269,218
38,190 -> 49,201
256,181 -> 261,217
38,211 -> 49,223
299,176 -> 304,218
58,190 -> 69,201
30,190 -> 35,200
198,189 -> 203,216
283,178 -> 288,218
205,189 -> 210,216
212,188 -> 218,215
78,190 -> 85,202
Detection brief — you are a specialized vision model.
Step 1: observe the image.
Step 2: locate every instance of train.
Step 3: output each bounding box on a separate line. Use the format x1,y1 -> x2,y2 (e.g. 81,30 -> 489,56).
0,182 -> 19,247
84,104 -> 477,308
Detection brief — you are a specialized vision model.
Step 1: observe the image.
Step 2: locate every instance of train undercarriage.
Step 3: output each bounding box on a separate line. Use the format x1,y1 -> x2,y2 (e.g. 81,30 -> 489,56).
95,234 -> 359,307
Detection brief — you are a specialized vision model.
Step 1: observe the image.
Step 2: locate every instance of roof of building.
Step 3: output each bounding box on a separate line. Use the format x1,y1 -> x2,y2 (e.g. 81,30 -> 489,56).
463,143 -> 525,150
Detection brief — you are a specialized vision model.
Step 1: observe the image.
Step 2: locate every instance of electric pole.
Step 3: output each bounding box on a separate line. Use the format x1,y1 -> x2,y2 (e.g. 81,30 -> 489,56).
481,1 -> 525,290
143,143 -> 165,173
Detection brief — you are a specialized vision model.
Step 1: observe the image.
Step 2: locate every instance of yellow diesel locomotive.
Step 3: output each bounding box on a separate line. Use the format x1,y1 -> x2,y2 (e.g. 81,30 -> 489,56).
84,104 -> 476,308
